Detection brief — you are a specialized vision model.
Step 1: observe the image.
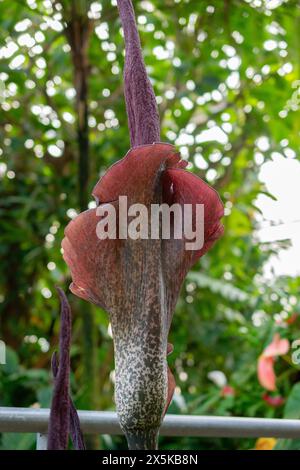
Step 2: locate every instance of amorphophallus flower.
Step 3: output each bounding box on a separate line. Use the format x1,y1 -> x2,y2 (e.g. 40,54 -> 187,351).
257,334 -> 289,392
62,0 -> 224,449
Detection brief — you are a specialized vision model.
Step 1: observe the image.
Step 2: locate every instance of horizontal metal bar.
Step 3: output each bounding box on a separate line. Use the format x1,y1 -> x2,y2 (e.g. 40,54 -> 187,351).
1,407 -> 300,438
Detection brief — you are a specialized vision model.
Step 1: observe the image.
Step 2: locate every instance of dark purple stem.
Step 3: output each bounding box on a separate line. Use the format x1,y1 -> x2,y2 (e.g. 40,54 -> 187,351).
51,352 -> 86,450
116,0 -> 160,146
47,288 -> 71,450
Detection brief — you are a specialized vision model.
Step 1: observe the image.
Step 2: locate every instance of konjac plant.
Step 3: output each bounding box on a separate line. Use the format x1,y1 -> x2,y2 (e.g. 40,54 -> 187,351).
47,0 -> 223,450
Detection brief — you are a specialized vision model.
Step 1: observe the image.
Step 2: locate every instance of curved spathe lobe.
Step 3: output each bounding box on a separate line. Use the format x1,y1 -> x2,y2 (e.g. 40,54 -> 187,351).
62,144 -> 224,314
92,143 -> 182,206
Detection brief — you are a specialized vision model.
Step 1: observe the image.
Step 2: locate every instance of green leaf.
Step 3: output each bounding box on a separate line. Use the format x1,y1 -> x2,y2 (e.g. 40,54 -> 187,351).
1,432 -> 36,450
283,383 -> 300,420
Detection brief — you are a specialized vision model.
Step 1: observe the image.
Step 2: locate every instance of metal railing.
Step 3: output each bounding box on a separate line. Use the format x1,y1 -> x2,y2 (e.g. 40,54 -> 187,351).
1,407 -> 300,449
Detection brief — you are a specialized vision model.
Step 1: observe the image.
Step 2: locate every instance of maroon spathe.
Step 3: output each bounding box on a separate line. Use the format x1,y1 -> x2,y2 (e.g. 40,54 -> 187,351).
62,143 -> 224,311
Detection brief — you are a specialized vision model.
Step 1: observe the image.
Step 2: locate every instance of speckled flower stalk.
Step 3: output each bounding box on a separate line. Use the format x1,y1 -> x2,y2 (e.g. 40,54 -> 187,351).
62,0 -> 224,450
109,226 -> 169,449
111,1 -> 171,446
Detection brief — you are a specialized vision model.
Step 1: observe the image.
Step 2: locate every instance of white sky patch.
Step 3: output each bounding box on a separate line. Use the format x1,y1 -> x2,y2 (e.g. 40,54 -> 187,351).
266,21 -> 286,36
195,153 -> 208,170
176,133 -> 194,146
222,45 -> 236,57
226,72 -> 240,90
263,39 -> 277,51
278,62 -> 293,76
15,19 -> 32,32
63,111 -> 75,123
0,41 -> 18,59
264,0 -> 286,10
196,126 -> 228,145
255,155 -> 300,277
222,122 -> 232,133
88,1 -> 102,19
227,56 -> 241,71
48,143 -> 63,157
9,54 -> 25,69
153,45 -> 170,60
43,16 -> 63,32
17,33 -> 35,48
95,22 -> 109,40
211,90 -> 223,102
181,96 -> 193,110
256,136 -> 270,152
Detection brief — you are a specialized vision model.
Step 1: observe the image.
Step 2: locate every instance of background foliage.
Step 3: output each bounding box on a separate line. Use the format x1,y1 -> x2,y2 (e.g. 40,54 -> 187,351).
1,0 -> 300,450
